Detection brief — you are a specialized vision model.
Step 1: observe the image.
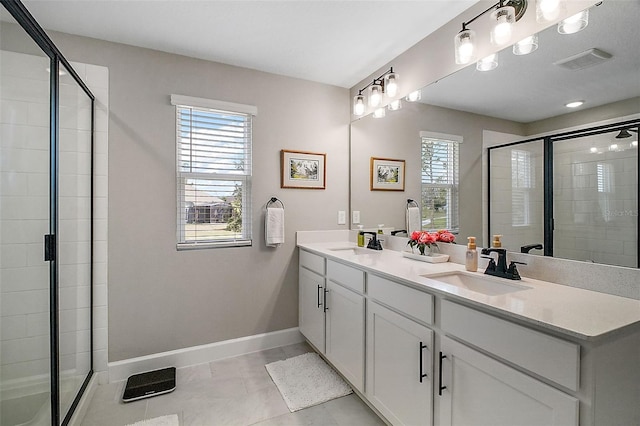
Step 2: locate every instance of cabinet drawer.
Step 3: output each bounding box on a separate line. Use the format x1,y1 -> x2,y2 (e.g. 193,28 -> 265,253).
441,300 -> 580,391
327,260 -> 364,294
300,249 -> 325,275
368,274 -> 434,325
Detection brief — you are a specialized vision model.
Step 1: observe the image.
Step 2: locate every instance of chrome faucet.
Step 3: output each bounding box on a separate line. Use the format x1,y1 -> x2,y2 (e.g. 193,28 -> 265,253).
480,248 -> 525,280
363,232 -> 383,251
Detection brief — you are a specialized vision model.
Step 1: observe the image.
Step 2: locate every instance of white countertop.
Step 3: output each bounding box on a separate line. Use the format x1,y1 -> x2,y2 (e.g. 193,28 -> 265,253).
298,241 -> 640,342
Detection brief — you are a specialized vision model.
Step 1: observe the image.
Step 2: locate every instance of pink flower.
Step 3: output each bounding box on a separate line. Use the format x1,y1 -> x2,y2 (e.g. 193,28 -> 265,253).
410,231 -> 421,241
437,231 -> 456,243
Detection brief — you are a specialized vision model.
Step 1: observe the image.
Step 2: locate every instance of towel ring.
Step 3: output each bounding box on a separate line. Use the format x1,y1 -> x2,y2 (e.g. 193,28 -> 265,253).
267,197 -> 285,209
407,199 -> 419,208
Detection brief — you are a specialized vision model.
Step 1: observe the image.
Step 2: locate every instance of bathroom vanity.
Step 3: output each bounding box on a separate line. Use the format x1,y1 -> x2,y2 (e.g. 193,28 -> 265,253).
297,232 -> 640,426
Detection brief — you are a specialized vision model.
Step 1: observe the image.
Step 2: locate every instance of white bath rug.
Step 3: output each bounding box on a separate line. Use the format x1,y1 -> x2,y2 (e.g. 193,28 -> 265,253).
265,352 -> 353,412
126,414 -> 179,426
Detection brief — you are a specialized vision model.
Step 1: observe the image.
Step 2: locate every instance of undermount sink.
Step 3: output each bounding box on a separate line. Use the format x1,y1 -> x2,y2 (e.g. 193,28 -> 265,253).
423,272 -> 532,296
329,247 -> 377,255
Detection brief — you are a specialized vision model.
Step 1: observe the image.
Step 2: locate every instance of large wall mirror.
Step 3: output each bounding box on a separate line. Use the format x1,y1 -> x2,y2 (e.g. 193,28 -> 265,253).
350,0 -> 639,268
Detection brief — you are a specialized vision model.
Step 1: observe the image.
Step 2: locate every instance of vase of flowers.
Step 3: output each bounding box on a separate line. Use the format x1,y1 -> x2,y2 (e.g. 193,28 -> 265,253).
405,230 -> 455,263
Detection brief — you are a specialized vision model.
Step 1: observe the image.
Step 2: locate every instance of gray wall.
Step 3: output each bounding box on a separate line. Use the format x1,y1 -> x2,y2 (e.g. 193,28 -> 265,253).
47,32 -> 350,361
351,101 -> 524,240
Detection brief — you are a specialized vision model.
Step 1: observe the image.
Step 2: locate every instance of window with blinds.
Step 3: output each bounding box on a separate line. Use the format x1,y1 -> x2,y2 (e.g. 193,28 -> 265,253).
421,136 -> 460,232
172,95 -> 254,249
511,149 -> 533,226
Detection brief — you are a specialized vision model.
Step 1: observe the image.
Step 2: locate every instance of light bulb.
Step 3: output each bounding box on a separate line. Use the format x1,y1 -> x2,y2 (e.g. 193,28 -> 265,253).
373,107 -> 386,118
353,94 -> 365,116
384,72 -> 399,98
565,101 -> 584,108
558,10 -> 589,34
536,0 -> 561,22
490,6 -> 515,46
513,34 -> 539,55
477,53 -> 498,72
388,99 -> 402,111
369,83 -> 383,107
454,29 -> 476,65
405,90 -> 422,102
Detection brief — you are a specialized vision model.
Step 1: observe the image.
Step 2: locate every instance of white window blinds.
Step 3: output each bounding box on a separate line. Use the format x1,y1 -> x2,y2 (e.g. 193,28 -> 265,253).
511,149 -> 533,226
173,97 -> 254,249
421,136 -> 460,232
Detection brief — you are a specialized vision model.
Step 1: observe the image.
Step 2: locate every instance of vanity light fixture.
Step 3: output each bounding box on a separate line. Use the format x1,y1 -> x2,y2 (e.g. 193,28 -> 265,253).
454,0 -> 527,64
565,100 -> 584,108
388,99 -> 402,111
513,34 -> 539,55
535,0 -> 562,23
352,67 -> 400,116
372,107 -> 386,118
558,9 -> 589,34
477,53 -> 499,71
405,90 -> 422,102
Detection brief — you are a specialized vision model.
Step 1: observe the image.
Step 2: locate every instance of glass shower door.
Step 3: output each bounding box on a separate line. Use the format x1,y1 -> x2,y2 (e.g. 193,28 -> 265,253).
0,10 -> 52,426
57,62 -> 93,423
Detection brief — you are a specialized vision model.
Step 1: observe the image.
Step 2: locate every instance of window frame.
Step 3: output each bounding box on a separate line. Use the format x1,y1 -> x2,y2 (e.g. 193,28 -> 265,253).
171,95 -> 256,250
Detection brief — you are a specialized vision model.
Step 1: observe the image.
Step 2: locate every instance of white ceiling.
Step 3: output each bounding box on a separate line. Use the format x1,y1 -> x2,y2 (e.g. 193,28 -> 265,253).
21,0 -> 479,88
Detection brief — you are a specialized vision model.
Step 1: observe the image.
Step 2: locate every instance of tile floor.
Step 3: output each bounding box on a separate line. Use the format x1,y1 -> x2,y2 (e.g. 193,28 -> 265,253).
80,342 -> 386,425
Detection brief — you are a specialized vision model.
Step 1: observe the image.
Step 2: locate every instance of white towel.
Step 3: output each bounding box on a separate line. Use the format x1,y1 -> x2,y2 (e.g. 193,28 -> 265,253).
266,207 -> 285,247
406,206 -> 421,234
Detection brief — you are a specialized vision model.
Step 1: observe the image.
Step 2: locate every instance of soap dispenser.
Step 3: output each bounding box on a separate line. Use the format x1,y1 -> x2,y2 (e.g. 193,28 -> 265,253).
357,225 -> 365,247
492,234 -> 502,248
466,236 -> 478,272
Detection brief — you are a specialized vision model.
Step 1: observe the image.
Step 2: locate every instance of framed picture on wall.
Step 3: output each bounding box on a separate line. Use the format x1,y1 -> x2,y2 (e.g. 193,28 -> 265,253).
370,157 -> 405,191
281,150 -> 326,189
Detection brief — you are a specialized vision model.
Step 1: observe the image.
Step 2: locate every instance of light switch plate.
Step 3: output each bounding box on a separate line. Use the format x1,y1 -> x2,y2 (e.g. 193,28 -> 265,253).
338,211 -> 346,225
352,211 -> 360,224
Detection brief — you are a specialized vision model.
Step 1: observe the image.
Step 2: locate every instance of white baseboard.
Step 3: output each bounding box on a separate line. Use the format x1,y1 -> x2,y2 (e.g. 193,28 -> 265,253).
108,327 -> 304,383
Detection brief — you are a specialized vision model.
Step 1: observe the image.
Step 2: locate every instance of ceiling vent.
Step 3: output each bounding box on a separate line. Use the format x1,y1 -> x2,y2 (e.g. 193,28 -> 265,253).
554,48 -> 613,71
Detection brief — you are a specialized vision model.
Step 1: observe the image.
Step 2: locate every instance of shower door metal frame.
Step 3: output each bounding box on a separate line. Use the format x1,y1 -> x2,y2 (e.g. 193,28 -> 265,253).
1,1 -> 96,424
487,118 -> 640,268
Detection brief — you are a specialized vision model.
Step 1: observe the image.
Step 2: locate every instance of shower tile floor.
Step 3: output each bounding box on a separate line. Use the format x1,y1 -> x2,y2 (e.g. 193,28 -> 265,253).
80,342 -> 386,425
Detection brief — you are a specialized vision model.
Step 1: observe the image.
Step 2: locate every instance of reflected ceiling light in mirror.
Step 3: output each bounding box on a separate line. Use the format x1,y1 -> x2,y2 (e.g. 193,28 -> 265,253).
477,53 -> 499,71
490,4 -> 516,45
536,0 -> 561,22
565,100 -> 584,108
589,147 -> 599,153
405,90 -> 422,102
454,28 -> 476,64
513,34 -> 539,55
558,9 -> 589,34
353,94 -> 365,116
372,107 -> 386,118
631,141 -> 638,148
608,143 -> 619,152
388,99 -> 402,111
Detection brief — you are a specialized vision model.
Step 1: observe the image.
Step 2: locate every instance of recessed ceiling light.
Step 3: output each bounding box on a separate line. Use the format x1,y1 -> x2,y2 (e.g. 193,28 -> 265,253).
565,101 -> 584,108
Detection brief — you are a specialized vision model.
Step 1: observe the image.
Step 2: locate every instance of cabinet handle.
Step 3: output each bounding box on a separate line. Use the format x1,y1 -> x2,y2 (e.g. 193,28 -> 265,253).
419,342 -> 428,383
317,285 -> 322,308
438,352 -> 447,396
323,288 -> 329,312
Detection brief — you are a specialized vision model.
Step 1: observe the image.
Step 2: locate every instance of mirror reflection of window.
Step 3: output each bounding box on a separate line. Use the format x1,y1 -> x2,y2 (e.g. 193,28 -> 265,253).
511,149 -> 534,227
420,135 -> 460,232
597,162 -> 612,222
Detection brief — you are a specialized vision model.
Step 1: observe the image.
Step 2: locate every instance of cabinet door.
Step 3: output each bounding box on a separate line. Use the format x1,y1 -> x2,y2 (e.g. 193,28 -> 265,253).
438,336 -> 578,426
325,280 -> 365,392
367,301 -> 433,426
299,266 -> 325,352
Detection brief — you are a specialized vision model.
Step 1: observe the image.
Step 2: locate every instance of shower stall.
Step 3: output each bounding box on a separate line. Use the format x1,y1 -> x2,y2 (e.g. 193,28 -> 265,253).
488,119 -> 639,268
1,1 -> 94,425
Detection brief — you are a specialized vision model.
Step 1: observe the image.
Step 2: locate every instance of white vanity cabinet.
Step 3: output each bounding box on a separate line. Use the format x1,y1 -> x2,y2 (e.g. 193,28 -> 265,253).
325,260 -> 365,392
298,250 -> 326,352
438,335 -> 578,426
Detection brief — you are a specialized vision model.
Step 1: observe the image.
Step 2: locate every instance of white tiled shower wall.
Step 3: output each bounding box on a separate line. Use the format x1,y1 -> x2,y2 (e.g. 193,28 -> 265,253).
0,50 -> 109,396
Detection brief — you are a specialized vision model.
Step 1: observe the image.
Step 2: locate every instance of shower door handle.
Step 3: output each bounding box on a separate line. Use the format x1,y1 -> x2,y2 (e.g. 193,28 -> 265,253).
44,234 -> 55,261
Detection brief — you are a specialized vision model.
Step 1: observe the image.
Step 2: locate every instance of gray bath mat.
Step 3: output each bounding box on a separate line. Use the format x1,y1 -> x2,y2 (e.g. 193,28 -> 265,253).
265,352 -> 352,412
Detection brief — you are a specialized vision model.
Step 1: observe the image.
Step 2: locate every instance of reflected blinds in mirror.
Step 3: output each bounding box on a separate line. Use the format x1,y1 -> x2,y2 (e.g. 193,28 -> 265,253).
421,137 -> 460,232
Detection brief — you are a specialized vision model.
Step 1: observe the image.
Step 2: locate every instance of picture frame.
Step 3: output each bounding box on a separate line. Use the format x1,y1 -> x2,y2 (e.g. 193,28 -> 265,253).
370,157 -> 405,191
281,150 -> 326,189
